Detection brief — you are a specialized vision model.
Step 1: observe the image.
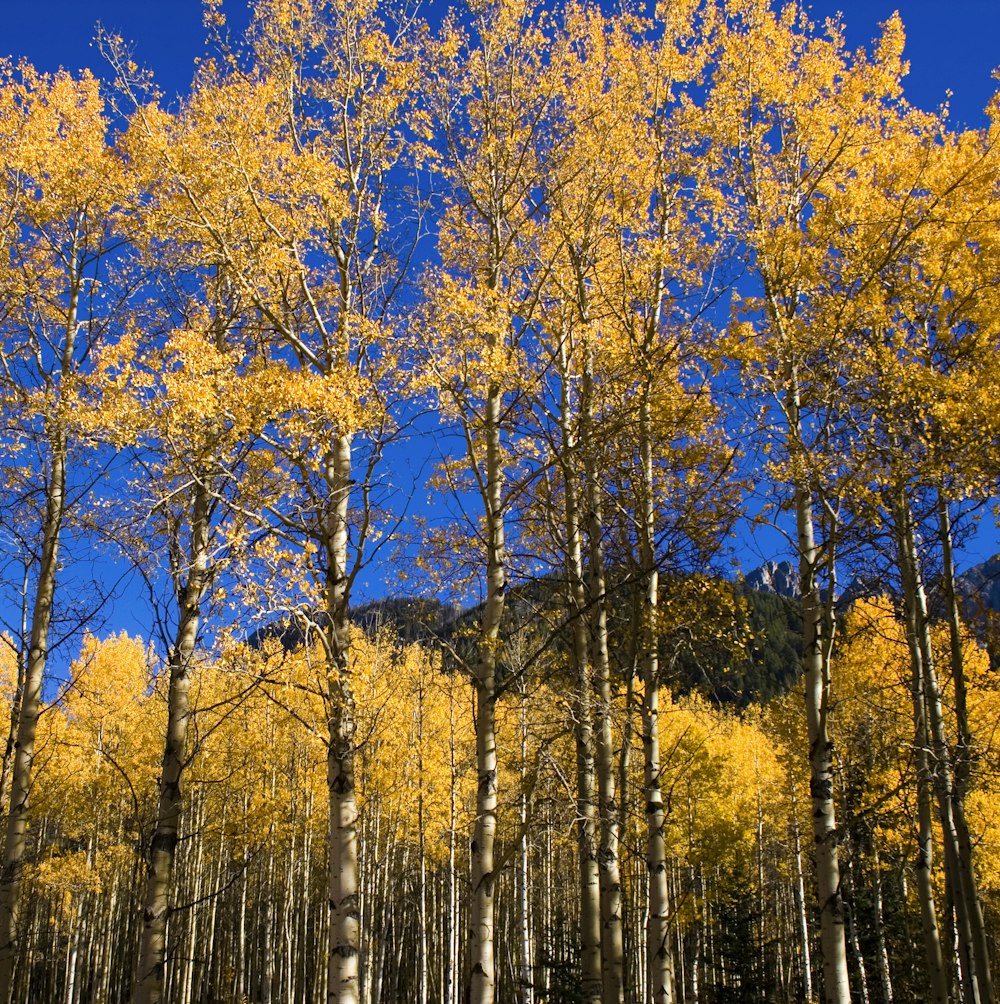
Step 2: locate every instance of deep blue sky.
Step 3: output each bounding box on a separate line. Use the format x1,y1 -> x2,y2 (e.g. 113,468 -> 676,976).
810,1 -> 1000,129
5,3 -> 249,104
6,2 -> 1000,126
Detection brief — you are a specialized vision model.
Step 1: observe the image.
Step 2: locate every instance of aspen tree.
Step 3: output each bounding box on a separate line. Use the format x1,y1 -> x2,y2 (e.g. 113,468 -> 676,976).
100,78 -> 283,1000
527,13 -> 724,985
829,107 -> 1000,1004
210,8 -> 421,993
513,2 -> 728,995
897,134 -> 1000,1004
865,386 -> 993,1004
539,317 -> 603,1004
706,7 -> 926,999
420,4 -> 557,1000
0,63 -> 127,1001
119,4 -> 424,1000
589,6 -> 725,999
109,317 -> 274,1004
524,12 -> 668,999
892,512 -> 951,1004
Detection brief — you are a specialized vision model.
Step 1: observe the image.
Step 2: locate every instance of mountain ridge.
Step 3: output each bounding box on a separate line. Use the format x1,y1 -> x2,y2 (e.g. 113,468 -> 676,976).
741,553 -> 1000,619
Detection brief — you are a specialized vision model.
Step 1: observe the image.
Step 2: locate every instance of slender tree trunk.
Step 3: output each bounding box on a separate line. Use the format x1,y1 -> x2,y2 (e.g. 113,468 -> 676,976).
132,481 -> 212,1004
0,433 -> 66,1004
417,673 -> 429,1004
896,493 -> 990,1004
326,431 -> 360,1004
448,686 -> 460,1004
896,502 -> 948,1004
236,842 -> 248,1004
870,843 -> 893,1004
570,546 -> 603,1004
0,566 -> 29,821
582,349 -> 625,1004
938,498 -> 994,1004
178,795 -> 204,1004
843,856 -> 869,1004
756,782 -> 767,996
790,781 -> 814,1003
787,383 -> 850,1004
558,341 -> 603,1004
359,802 -> 371,1004
638,393 -> 673,1004
469,381 -> 504,1004
683,866 -> 702,1004
618,610 -> 639,1004
202,824 -> 223,1004
913,658 -> 949,1004
538,807 -> 548,1001
938,499 -> 972,804
63,902 -> 81,1004
518,702 -> 533,1004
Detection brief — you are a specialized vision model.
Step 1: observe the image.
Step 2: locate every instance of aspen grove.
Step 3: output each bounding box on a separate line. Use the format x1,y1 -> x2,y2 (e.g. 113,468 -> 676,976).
1,1 -> 1000,1003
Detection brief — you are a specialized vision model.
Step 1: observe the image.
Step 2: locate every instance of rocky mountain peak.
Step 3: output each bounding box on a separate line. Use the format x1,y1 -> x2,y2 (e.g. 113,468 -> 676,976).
743,559 -> 801,599
957,553 -> 1000,617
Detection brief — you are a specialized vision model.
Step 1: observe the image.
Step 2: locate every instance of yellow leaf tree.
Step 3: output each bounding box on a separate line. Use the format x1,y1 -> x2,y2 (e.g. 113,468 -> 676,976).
0,62 -> 130,1000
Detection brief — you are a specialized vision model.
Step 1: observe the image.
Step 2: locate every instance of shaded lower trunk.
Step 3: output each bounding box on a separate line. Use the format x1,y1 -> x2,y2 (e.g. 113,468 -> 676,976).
132,481 -> 211,1004
639,395 -> 672,1004
327,684 -> 360,1004
327,432 -> 360,1004
468,382 -> 505,1004
469,665 -> 498,1004
793,481 -> 851,1004
582,351 -> 625,1004
0,440 -> 66,1004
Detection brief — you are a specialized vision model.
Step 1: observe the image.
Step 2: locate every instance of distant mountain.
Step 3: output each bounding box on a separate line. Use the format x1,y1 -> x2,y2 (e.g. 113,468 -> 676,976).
957,554 -> 1000,618
351,597 -> 464,643
743,560 -> 800,599
248,596 -> 463,651
741,552 -> 1000,624
743,559 -> 896,611
837,573 -> 884,609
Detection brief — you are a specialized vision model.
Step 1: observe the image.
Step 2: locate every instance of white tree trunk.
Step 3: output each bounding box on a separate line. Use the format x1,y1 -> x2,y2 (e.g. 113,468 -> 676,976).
557,342 -> 603,1004
790,782 -> 813,1003
0,433 -> 66,1003
638,395 -> 673,1004
582,352 -> 625,1004
132,481 -> 211,1004
469,382 -> 504,1004
896,493 -> 990,1004
786,372 -> 851,1004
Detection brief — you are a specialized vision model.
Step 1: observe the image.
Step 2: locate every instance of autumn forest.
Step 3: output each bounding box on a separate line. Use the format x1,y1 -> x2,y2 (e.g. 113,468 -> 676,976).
1,1 -> 999,1003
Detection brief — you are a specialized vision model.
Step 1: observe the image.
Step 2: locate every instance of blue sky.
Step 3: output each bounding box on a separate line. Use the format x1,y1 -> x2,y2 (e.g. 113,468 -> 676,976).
810,1 -> 1000,128
6,2 -> 1000,127
5,3 -> 250,103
